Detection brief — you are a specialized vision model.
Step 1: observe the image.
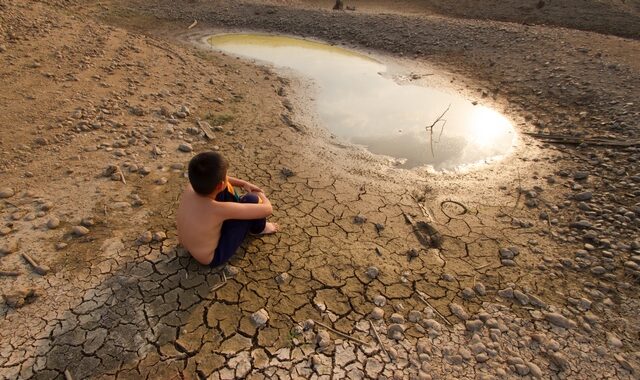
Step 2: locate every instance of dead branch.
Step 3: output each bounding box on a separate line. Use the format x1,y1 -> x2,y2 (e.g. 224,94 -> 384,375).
21,253 -> 50,275
524,132 -> 640,147
188,20 -> 198,29
145,38 -> 187,64
313,320 -> 370,346
425,104 -> 451,158
415,292 -> 453,327
0,271 -> 20,277
370,321 -> 391,361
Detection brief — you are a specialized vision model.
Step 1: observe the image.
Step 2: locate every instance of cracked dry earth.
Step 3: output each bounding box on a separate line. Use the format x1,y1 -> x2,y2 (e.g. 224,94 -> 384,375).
1,0 -> 640,379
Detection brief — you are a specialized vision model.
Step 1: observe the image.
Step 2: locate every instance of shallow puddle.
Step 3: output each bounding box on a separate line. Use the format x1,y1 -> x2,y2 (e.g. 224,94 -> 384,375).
208,34 -> 516,170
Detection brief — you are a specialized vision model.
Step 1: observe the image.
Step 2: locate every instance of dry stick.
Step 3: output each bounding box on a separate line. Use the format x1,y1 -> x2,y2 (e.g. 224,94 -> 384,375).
145,39 -> 187,64
22,253 -> 49,275
512,168 -> 522,211
64,369 -> 73,380
118,169 -> 126,185
370,321 -> 390,361
188,20 -> 198,29
0,271 -> 20,277
425,104 -> 451,158
415,292 -> 453,327
313,320 -> 370,346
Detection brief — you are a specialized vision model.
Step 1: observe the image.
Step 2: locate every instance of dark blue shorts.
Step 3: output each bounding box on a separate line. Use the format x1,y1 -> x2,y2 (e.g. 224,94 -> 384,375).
209,190 -> 266,267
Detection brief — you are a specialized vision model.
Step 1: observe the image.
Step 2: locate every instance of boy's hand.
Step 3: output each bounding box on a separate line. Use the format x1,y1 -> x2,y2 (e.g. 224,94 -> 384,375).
243,182 -> 263,193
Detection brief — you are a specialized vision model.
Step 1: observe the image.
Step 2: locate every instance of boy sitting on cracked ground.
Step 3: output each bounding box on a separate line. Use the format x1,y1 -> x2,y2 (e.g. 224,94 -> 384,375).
177,151 -> 278,267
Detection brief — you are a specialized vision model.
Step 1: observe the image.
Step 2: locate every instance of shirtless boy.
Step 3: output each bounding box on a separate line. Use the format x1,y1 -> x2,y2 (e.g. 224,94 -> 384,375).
177,151 -> 277,266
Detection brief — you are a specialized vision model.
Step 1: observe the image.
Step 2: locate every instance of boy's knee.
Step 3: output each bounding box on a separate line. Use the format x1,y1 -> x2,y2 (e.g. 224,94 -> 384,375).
240,193 -> 259,204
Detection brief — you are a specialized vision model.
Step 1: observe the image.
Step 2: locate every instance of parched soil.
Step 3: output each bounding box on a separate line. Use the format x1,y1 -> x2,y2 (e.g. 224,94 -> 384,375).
0,0 -> 639,379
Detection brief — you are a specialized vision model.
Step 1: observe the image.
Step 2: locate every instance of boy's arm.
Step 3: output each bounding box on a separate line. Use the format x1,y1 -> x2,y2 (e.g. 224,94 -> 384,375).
228,176 -> 263,193
218,195 -> 273,220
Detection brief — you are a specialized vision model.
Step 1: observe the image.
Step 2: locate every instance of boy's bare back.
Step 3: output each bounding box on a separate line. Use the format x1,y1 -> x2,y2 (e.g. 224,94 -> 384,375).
176,185 -> 224,265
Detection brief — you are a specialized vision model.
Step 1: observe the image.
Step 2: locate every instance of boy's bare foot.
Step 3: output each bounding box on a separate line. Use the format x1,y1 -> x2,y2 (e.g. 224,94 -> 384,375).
259,222 -> 278,235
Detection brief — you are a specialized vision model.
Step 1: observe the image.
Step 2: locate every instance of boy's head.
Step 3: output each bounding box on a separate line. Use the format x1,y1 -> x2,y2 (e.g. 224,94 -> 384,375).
188,151 -> 228,195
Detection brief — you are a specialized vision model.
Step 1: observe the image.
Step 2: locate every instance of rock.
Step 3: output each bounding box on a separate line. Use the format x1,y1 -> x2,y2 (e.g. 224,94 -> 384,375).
2,287 -> 36,308
549,352 -> 570,370
499,248 -> 514,259
224,265 -> 239,277
72,225 -> 90,237
387,324 -> 405,340
527,362 -> 543,378
474,282 -> 487,296
137,231 -> 152,244
0,187 -> 15,198
303,319 -> 315,331
573,171 -> 589,180
353,214 -> 367,224
449,303 -> 469,320
461,287 -> 475,300
316,330 -> 331,348
408,310 -> 423,323
81,218 -> 94,227
606,332 -> 623,348
390,313 -> 405,324
373,295 -> 386,307
365,266 -> 379,279
0,240 -> 18,255
574,192 -> 593,201
275,272 -> 291,285
370,307 -> 384,320
280,167 -> 295,178
55,242 -> 67,250
544,312 -> 577,329
515,364 -> 530,376
178,143 -> 193,152
475,353 -> 489,363
250,308 -> 269,328
155,177 -> 168,185
513,290 -> 529,305
152,231 -> 166,242
465,319 -> 484,332
365,358 -> 383,378
47,217 -> 61,229
498,287 -> 514,299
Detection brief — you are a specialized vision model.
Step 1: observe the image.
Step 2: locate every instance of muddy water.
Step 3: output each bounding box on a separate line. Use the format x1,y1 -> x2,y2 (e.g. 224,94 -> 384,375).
208,34 -> 516,170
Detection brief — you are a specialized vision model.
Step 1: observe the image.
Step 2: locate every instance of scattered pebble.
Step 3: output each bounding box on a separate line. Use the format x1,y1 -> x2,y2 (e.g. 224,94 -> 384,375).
250,308 -> 269,328
365,266 -> 379,279
137,231 -> 152,244
47,217 -> 61,229
178,143 -> 193,152
0,187 -> 15,198
71,226 -> 90,237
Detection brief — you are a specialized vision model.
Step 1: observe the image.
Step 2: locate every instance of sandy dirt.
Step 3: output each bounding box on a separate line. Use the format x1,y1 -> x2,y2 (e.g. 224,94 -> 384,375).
0,0 -> 639,379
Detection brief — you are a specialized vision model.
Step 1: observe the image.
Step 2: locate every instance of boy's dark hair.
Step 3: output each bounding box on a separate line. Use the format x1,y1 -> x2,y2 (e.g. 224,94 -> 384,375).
188,152 -> 228,195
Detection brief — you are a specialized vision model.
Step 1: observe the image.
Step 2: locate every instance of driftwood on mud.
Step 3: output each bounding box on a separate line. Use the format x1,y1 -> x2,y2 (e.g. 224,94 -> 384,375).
525,132 -> 640,147
314,319 -> 370,346
370,321 -> 391,361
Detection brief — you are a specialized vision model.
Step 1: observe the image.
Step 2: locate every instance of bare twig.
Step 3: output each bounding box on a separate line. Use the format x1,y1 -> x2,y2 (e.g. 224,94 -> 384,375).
415,292 -> 453,327
145,38 -> 187,64
425,104 -> 451,157
313,320 -> 370,346
118,170 -> 126,185
0,271 -> 20,277
64,369 -> 73,380
512,168 -> 522,210
21,253 -> 49,275
370,320 -> 391,361
188,20 -> 198,29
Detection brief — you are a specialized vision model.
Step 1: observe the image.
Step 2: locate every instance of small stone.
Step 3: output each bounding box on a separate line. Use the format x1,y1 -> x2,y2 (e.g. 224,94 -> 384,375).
137,231 -> 152,244
527,362 -> 543,378
549,352 -> 570,370
365,266 -> 379,279
449,303 -> 469,320
353,214 -> 367,224
152,231 -> 166,242
574,192 -> 593,201
47,217 -> 60,229
461,287 -> 475,299
387,324 -> 405,340
155,177 -> 168,185
390,313 -> 405,324
72,226 -> 90,236
178,143 -> 193,152
373,295 -> 386,307
275,272 -> 291,285
408,310 -> 423,323
515,364 -> 530,376
280,167 -> 294,178
80,218 -> 94,227
475,353 -> 489,363
316,330 -> 331,347
250,308 -> 269,328
303,319 -> 315,331
2,287 -> 36,308
370,307 -> 384,320
573,171 -> 589,180
606,332 -> 623,348
0,187 -> 15,198
474,282 -> 487,296
55,242 -> 67,250
499,248 -> 514,259
544,312 -> 577,329
224,265 -> 239,277
498,287 -> 514,299
513,290 -> 529,305
0,240 -> 18,255
465,319 -> 484,332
